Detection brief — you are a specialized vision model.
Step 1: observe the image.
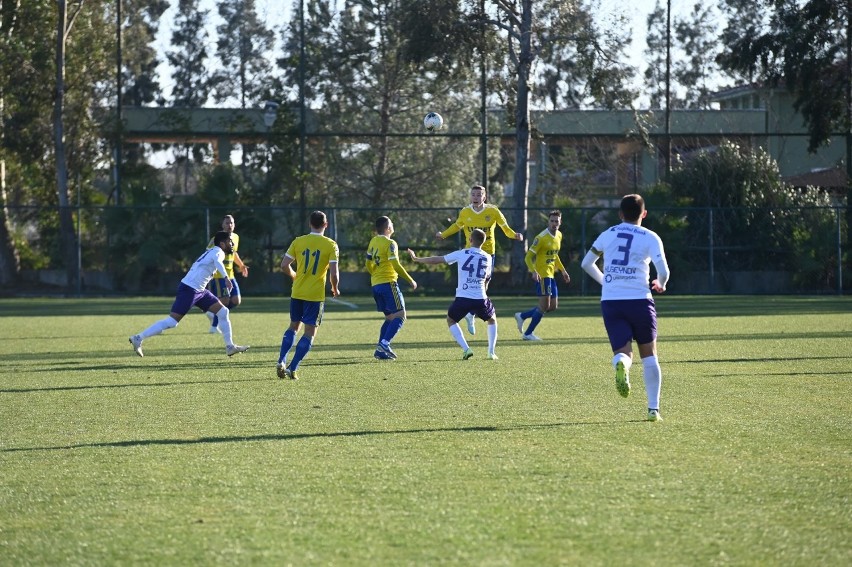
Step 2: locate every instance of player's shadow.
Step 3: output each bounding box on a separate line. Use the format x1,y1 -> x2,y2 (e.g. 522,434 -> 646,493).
3,421 -> 619,453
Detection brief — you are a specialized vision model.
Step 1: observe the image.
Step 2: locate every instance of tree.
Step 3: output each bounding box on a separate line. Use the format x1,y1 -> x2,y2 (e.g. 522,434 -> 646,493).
55,0 -> 85,291
717,0 -> 851,281
718,0 -> 848,153
644,1 -> 721,109
168,0 -> 212,108
673,3 -> 720,108
643,1 -> 668,109
667,140 -> 838,288
214,0 -> 275,108
167,0 -> 213,184
278,0 -> 481,210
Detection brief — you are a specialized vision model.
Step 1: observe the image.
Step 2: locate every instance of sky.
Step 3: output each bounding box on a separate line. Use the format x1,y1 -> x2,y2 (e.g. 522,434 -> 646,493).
154,0 -> 708,103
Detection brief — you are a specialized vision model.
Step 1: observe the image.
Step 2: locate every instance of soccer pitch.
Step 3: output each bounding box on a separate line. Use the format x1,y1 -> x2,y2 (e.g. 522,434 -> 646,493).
1,295 -> 850,565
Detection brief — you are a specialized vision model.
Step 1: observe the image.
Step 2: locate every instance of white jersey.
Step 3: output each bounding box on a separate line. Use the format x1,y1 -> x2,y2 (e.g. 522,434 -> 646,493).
181,247 -> 228,291
444,247 -> 492,300
587,222 -> 669,301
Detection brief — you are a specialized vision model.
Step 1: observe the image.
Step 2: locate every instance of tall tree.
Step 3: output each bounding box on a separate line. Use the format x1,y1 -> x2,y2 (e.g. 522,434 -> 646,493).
278,0 -> 480,209
673,3 -> 719,108
167,0 -> 213,177
644,1 -> 721,109
120,0 -> 168,171
168,0 -> 211,108
643,1 -> 668,109
214,0 -> 275,108
717,0 -> 851,280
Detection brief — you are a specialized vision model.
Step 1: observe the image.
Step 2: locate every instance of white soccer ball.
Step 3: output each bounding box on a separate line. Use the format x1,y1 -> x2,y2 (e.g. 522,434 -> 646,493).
423,112 -> 443,132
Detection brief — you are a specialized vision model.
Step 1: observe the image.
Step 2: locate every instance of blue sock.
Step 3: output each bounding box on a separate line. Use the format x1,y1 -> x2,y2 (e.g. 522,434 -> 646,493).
378,320 -> 390,344
289,336 -> 314,370
526,309 -> 545,334
278,329 -> 296,364
520,307 -> 538,320
382,318 -> 404,344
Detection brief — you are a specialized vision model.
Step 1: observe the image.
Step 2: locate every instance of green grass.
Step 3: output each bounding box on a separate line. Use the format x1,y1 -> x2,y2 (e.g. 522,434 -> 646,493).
1,295 -> 850,565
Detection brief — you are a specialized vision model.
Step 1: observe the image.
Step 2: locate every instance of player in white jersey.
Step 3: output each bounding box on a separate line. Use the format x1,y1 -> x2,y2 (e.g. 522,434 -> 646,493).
407,229 -> 499,360
581,194 -> 670,422
128,231 -> 249,358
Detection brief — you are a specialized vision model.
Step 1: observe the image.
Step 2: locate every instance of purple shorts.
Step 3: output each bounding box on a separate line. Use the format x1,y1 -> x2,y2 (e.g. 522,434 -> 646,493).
448,297 -> 495,323
600,298 -> 658,351
170,283 -> 220,315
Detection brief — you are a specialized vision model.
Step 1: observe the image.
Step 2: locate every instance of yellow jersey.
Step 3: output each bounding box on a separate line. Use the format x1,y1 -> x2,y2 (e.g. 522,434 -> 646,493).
285,233 -> 339,301
525,228 -> 565,278
441,204 -> 516,255
366,235 -> 414,286
207,232 -> 240,279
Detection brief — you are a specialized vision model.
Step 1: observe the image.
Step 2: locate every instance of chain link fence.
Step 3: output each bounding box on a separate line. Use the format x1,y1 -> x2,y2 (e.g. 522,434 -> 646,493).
8,204 -> 849,295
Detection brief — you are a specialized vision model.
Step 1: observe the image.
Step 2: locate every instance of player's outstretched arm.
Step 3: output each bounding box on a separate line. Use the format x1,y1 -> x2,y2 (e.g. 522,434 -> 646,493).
407,248 -> 446,265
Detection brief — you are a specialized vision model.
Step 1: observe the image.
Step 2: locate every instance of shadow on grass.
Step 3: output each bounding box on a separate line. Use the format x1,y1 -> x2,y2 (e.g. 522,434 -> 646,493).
2,420 -> 624,453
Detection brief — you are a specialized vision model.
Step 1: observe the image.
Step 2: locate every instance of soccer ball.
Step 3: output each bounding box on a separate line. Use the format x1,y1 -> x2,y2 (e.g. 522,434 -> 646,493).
423,112 -> 443,132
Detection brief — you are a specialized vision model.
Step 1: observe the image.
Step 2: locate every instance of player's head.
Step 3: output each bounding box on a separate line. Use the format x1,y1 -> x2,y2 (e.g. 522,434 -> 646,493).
375,216 -> 393,235
309,210 -> 328,230
470,185 -> 486,206
221,215 -> 235,232
620,194 -> 647,223
470,228 -> 486,248
214,231 -> 234,252
548,210 -> 562,231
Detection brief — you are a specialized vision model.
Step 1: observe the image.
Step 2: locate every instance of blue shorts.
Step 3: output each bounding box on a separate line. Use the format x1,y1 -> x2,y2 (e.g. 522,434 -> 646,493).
170,283 -> 220,315
448,297 -> 495,324
535,277 -> 558,297
372,282 -> 406,315
210,277 -> 240,298
600,298 -> 658,350
290,298 -> 325,327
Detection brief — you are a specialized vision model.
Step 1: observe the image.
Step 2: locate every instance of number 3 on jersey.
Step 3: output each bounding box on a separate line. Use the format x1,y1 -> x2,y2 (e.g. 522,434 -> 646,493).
611,233 -> 633,266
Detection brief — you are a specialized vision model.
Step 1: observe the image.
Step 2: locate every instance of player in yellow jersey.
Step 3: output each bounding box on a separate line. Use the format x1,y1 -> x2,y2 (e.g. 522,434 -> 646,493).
206,215 -> 249,334
515,210 -> 571,341
366,216 -> 417,360
436,184 -> 522,335
276,211 -> 340,380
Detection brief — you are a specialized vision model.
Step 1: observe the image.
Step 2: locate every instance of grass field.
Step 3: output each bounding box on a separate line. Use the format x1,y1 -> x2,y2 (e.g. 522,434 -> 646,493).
1,295 -> 850,565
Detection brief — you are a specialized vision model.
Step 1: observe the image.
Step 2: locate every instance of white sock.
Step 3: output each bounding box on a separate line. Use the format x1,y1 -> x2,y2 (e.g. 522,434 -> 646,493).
487,322 -> 497,354
612,352 -> 632,370
138,316 -> 178,340
642,355 -> 662,410
216,306 -> 233,345
206,311 -> 215,322
449,324 -> 469,350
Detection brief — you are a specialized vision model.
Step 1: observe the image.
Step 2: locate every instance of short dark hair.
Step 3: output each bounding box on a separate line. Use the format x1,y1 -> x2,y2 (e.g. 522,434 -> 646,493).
470,228 -> 486,246
375,216 -> 391,233
620,194 -> 645,222
309,210 -> 327,229
549,210 -> 561,218
213,231 -> 231,247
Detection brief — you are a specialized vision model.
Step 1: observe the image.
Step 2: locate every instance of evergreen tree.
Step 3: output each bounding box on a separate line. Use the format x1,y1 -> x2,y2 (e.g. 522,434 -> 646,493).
673,3 -> 719,108
643,1 -> 668,109
167,0 -> 213,174
168,0 -> 211,108
213,0 -> 275,108
278,0 -> 481,210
